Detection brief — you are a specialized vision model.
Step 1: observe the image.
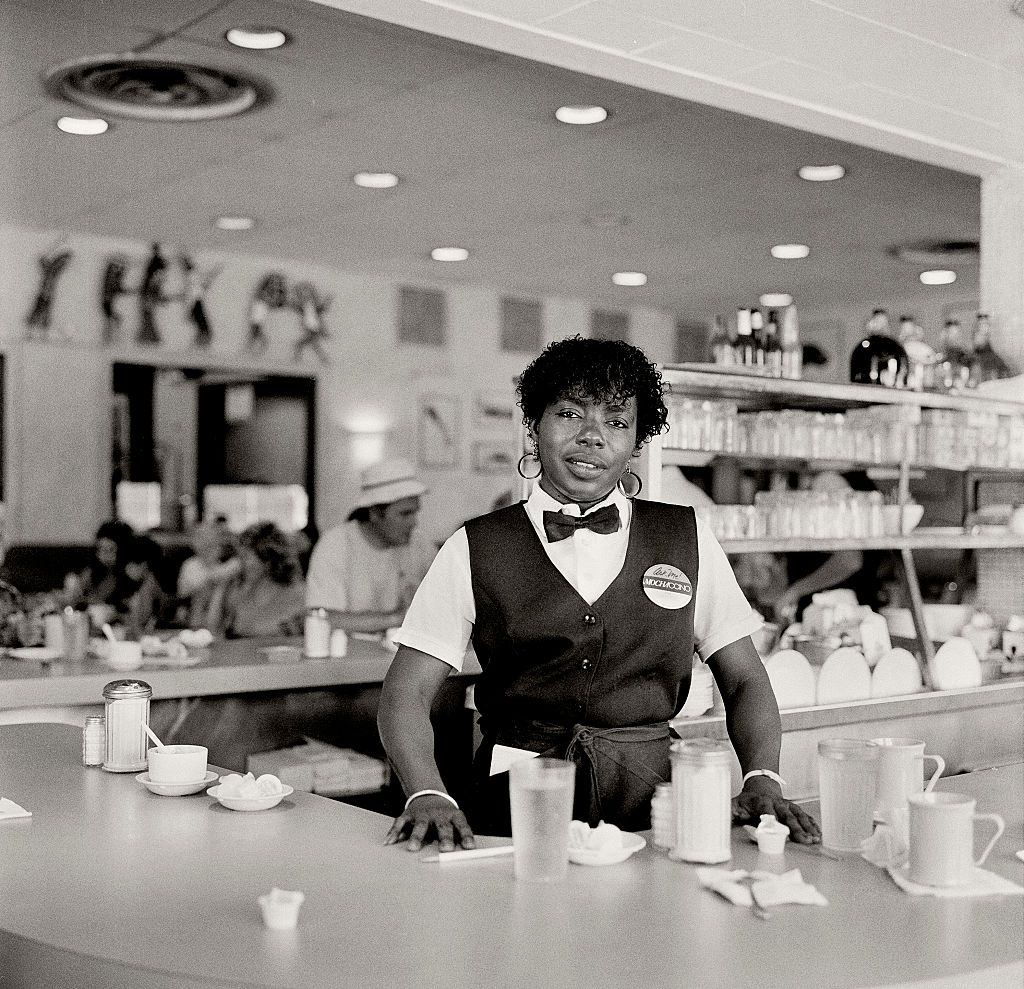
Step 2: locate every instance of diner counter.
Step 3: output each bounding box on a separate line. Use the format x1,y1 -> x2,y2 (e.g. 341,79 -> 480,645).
0,636 -> 480,711
1,723 -> 1021,989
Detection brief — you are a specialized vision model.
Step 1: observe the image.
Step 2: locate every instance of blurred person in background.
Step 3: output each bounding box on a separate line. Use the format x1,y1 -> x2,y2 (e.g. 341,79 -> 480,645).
175,519 -> 238,627
206,521 -> 305,638
305,458 -> 436,634
65,519 -> 135,610
120,534 -> 170,636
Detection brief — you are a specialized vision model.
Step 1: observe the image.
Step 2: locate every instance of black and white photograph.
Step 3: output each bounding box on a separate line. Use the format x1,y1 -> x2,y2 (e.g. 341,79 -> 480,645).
0,1 -> 1022,986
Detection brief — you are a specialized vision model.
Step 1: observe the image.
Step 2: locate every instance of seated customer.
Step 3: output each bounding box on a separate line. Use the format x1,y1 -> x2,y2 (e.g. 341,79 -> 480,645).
119,534 -> 170,637
305,459 -> 436,633
206,521 -> 305,638
176,519 -> 238,627
65,519 -> 135,610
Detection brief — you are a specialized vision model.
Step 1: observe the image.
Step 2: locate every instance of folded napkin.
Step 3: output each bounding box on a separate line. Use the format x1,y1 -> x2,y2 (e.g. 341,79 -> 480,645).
887,863 -> 1024,898
696,867 -> 828,908
0,798 -> 32,821
861,819 -> 909,870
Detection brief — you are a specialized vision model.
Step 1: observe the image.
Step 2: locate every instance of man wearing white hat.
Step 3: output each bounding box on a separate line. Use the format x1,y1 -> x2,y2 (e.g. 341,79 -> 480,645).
305,459 -> 435,633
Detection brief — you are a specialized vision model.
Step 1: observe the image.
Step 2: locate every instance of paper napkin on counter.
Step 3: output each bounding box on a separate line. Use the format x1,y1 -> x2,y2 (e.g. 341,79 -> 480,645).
697,867 -> 827,907
0,798 -> 32,821
861,819 -> 909,870
887,864 -> 1024,898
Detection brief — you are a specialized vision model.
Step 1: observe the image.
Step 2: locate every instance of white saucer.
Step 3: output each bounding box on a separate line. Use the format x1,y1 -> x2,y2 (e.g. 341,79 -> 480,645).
569,832 -> 646,866
8,646 -> 62,662
136,770 -> 218,796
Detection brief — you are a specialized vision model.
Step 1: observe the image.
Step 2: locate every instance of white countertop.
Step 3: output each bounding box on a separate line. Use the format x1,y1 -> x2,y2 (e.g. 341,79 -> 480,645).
0,723 -> 1020,989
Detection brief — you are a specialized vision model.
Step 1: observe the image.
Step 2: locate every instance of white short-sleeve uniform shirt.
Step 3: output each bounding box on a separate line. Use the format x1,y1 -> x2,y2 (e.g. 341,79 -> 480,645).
396,485 -> 761,671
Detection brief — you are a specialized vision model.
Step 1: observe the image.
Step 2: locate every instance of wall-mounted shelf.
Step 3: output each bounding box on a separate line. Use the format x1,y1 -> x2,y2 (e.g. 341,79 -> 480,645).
718,528 -> 1024,555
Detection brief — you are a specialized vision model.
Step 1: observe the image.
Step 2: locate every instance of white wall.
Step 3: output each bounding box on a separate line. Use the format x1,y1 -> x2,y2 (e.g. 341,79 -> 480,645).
0,224 -> 677,547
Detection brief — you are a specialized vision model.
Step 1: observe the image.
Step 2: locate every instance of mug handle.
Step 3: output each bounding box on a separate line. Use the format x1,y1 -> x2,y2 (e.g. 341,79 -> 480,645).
922,754 -> 945,792
973,813 -> 1005,866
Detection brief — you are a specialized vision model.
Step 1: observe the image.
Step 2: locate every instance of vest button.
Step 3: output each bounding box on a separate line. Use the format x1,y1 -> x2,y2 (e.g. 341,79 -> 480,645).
583,613 -> 597,626
581,659 -> 591,670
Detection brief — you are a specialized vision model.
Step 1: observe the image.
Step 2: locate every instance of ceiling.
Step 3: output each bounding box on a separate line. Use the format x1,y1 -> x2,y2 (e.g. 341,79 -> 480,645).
1,0 -> 982,321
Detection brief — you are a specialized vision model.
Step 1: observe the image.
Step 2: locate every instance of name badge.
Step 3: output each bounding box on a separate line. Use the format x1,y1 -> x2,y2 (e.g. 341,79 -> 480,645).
642,564 -> 692,610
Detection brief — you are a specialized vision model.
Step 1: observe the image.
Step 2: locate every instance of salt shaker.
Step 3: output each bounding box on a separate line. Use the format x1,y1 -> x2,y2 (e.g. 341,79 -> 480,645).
102,679 -> 152,772
304,608 -> 330,658
669,738 -> 732,864
81,715 -> 105,767
650,782 -> 675,850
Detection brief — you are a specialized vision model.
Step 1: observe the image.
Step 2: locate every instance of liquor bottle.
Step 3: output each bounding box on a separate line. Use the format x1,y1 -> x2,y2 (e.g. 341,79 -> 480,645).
779,304 -> 802,380
938,318 -> 971,391
762,310 -> 783,377
749,308 -> 766,366
733,308 -> 755,366
708,315 -> 733,365
897,314 -> 934,391
968,312 -> 1009,386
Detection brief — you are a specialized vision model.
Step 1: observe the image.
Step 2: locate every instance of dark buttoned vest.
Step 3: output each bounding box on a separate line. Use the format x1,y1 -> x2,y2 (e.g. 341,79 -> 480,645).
465,499 -> 699,738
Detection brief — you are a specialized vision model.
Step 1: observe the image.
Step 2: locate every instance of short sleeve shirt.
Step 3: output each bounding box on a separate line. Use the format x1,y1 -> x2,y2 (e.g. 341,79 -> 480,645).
397,486 -> 761,670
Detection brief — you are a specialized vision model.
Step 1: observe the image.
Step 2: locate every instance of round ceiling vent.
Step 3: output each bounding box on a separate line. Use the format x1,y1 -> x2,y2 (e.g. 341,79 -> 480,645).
45,55 -> 265,122
890,239 -> 979,266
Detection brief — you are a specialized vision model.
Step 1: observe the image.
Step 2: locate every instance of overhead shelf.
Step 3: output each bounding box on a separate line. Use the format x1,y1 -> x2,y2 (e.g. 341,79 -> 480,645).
662,365 -> 1024,416
718,528 -> 1024,555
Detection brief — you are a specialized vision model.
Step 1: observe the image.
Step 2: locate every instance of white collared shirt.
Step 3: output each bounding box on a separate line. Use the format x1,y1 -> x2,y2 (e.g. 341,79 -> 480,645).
396,485 -> 760,670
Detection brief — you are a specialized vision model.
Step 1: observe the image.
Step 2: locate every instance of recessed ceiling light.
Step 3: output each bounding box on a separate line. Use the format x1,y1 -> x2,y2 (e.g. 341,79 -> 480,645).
771,243 -> 810,259
57,115 -> 108,135
215,215 -> 255,231
431,247 -> 469,262
612,271 -> 647,287
225,27 -> 289,50
798,164 -> 846,182
353,171 -> 399,189
760,293 -> 793,307
555,105 -> 608,125
919,269 -> 957,285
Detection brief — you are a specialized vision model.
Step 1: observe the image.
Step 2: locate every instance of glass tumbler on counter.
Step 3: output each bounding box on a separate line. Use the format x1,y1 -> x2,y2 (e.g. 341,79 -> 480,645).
509,758 -> 575,882
817,739 -> 880,854
102,679 -> 152,773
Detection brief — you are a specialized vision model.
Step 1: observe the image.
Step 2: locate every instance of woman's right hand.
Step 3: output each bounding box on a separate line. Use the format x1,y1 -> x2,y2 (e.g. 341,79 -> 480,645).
384,794 -> 476,852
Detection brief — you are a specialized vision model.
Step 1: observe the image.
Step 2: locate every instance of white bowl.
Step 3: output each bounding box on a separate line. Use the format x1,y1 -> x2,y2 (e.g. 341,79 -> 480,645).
148,744 -> 208,785
208,782 -> 293,811
105,641 -> 144,671
882,604 -> 971,642
881,504 -> 924,535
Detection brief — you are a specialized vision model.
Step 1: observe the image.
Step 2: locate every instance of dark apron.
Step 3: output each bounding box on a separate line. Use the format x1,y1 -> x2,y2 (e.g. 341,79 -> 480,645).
470,718 -> 672,836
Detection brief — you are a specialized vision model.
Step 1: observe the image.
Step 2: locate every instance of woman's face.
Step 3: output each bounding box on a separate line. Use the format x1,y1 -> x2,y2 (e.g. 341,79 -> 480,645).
531,394 -> 639,509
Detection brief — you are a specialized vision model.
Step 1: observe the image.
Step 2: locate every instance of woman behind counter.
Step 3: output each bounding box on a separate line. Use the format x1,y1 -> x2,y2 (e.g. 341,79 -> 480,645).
379,337 -> 820,851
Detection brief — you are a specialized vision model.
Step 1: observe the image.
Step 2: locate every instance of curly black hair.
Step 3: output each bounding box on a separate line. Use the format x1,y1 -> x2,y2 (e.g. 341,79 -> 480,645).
516,336 -> 668,445
238,521 -> 301,586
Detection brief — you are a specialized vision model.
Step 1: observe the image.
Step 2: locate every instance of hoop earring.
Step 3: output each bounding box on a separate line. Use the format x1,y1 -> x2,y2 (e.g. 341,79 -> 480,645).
517,453 -> 542,479
617,468 -> 643,499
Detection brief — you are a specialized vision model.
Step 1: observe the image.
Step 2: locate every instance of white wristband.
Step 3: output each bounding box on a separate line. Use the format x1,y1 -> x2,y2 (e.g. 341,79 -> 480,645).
404,789 -> 459,812
742,769 -> 787,787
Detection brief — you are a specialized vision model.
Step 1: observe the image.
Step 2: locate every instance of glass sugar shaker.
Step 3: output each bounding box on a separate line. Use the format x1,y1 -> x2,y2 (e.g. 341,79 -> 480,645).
669,738 -> 732,864
82,715 -> 105,767
102,679 -> 152,773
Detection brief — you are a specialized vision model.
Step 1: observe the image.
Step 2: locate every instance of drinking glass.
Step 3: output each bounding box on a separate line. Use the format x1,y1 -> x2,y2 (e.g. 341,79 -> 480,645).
509,758 -> 575,882
817,739 -> 880,854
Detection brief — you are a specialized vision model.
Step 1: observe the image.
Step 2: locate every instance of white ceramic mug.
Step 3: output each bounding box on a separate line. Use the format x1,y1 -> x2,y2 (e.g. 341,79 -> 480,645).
106,640 -> 143,671
871,737 -> 945,821
908,791 -> 1004,887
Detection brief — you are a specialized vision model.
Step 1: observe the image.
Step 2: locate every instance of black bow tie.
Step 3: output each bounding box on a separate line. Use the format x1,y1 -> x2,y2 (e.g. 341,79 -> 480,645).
542,504 -> 621,543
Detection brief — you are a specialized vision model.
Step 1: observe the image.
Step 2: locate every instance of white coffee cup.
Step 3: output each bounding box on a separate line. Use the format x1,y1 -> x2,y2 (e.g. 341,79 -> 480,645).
908,791 -> 1004,887
148,744 -> 208,784
106,640 -> 143,671
871,737 -> 945,821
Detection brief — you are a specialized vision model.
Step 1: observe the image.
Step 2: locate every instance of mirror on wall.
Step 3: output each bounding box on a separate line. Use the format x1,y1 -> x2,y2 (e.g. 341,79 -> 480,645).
111,363 -> 315,536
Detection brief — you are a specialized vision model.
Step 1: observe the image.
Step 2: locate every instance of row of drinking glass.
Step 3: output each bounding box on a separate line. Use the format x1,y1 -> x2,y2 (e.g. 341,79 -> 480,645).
698,491 -> 886,542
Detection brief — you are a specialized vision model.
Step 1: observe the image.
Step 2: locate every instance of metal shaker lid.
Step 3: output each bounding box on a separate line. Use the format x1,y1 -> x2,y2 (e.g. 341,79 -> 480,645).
102,679 -> 153,700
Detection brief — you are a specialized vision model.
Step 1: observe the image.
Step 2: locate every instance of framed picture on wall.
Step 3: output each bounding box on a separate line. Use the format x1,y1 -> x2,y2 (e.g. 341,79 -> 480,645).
472,439 -> 514,474
417,392 -> 461,468
473,390 -> 515,432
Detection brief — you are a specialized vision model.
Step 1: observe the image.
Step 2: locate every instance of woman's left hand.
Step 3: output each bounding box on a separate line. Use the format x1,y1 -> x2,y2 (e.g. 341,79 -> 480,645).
732,790 -> 821,844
